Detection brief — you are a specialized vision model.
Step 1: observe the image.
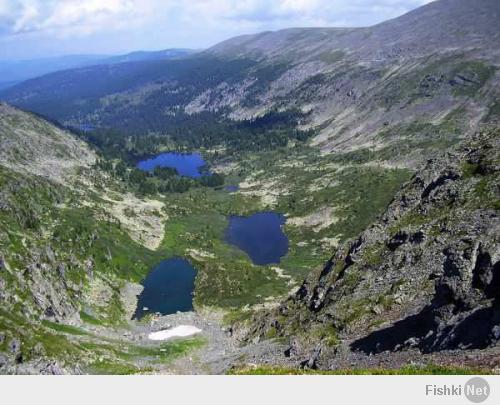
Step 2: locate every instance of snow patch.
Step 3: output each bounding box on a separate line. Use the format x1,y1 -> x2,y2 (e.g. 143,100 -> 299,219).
148,325 -> 202,341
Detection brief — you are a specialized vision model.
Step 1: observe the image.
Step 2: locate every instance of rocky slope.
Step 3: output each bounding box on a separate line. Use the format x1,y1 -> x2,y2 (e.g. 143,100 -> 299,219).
243,126 -> 499,369
0,104 -> 96,322
192,0 -> 500,159
0,103 -> 96,182
1,0 -> 499,166
0,105 -> 171,373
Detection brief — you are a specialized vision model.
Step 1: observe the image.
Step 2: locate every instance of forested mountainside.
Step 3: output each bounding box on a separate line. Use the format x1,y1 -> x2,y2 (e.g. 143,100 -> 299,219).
243,127 -> 499,370
1,0 -> 499,165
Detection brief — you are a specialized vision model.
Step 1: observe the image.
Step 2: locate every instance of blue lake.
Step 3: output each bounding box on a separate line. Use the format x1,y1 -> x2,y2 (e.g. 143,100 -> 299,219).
224,212 -> 289,266
133,257 -> 196,319
137,152 -> 208,178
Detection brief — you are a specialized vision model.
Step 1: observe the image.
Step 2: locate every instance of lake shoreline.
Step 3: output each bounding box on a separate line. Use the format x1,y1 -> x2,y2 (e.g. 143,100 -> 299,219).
224,211 -> 289,266
133,257 -> 197,320
136,151 -> 210,178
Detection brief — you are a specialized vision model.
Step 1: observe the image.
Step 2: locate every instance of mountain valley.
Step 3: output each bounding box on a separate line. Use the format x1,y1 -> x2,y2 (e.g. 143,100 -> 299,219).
0,0 -> 499,375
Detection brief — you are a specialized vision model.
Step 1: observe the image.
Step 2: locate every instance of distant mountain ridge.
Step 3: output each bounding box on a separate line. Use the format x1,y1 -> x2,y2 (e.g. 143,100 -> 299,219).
102,48 -> 197,64
1,0 -> 498,167
211,0 -> 500,59
0,48 -> 196,90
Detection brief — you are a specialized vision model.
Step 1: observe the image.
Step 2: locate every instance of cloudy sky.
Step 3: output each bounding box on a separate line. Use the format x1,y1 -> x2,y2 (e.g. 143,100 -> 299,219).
0,0 -> 434,60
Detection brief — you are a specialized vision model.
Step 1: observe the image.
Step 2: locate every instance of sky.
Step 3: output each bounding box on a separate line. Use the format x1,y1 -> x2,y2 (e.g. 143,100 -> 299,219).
0,0 -> 435,60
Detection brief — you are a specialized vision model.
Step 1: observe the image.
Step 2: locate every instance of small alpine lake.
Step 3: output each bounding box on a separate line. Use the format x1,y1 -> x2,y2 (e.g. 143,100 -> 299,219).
137,152 -> 208,178
224,212 -> 289,266
133,257 -> 197,319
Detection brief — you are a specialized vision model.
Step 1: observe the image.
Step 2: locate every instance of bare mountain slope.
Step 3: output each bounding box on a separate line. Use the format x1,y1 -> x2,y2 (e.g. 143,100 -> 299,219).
1,0 -> 499,166
0,103 -> 96,183
210,0 -> 500,61
200,0 -> 500,156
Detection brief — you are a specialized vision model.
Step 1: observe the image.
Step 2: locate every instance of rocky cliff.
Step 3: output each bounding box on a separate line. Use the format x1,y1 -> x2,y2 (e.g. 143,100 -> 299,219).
245,127 -> 499,368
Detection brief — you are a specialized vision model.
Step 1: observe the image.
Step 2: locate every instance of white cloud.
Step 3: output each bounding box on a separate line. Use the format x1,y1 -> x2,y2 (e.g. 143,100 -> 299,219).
1,0 -> 161,35
0,0 -> 435,35
0,0 -> 435,58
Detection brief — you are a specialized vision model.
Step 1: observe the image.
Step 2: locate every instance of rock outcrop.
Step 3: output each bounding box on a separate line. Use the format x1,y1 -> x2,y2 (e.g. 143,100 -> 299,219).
246,127 -> 499,367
